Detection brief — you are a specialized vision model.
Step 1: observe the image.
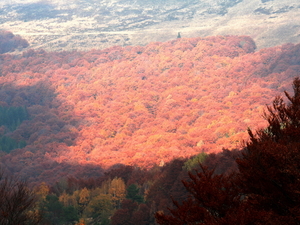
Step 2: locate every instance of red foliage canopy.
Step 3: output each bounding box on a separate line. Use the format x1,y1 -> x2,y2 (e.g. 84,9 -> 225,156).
0,35 -> 299,184
155,78 -> 300,224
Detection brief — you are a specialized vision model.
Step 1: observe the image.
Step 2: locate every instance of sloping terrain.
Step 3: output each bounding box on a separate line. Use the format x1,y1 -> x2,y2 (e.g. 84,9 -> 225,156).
1,0 -> 300,52
0,35 -> 299,184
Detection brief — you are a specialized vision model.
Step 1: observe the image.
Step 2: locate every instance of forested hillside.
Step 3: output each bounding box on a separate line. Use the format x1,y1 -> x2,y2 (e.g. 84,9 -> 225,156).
1,33 -> 300,185
1,31 -> 300,224
0,30 -> 29,53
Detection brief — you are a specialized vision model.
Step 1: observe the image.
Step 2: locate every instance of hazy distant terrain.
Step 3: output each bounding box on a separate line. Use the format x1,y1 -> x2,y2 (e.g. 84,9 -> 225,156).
1,0 -> 300,52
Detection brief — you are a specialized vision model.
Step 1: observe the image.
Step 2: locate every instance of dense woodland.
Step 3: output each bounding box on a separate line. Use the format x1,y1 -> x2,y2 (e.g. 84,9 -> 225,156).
0,30 -> 29,54
0,31 -> 300,224
156,78 -> 300,224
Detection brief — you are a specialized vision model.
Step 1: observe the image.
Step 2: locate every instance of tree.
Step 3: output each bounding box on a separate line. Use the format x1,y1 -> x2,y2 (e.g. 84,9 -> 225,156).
183,152 -> 207,171
0,30 -> 29,54
41,193 -> 79,225
126,184 -> 144,203
155,166 -> 244,225
41,194 -> 64,224
155,78 -> 300,224
111,199 -> 138,225
109,177 -> 126,208
83,193 -> 113,225
78,187 -> 90,213
236,77 -> 300,223
0,169 -> 41,225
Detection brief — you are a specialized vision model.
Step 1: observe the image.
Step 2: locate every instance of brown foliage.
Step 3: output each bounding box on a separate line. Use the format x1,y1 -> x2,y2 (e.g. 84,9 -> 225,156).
236,78 -> 300,223
156,78 -> 300,224
0,169 -> 41,225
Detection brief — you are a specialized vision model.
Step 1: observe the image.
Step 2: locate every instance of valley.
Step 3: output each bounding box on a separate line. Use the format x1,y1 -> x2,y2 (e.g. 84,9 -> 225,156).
1,1 -> 300,224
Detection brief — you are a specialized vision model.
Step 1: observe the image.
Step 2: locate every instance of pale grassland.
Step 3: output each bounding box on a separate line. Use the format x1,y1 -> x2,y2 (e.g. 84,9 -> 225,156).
1,0 -> 300,52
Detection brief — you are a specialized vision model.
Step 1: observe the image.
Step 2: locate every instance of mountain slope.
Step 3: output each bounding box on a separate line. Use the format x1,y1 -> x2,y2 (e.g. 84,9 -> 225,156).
0,35 -> 299,183
1,0 -> 299,52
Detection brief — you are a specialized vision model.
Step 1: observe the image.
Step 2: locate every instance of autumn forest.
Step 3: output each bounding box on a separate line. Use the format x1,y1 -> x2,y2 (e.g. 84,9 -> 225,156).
0,30 -> 300,224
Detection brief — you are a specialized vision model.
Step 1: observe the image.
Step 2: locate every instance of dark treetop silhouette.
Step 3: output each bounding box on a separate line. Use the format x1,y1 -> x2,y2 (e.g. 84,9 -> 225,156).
156,78 -> 300,225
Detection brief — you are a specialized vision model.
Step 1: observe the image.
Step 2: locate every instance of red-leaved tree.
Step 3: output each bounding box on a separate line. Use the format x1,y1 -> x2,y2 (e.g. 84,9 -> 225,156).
156,77 -> 300,224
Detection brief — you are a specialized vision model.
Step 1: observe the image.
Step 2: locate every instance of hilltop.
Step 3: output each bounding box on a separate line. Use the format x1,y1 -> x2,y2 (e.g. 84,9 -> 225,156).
1,0 -> 300,52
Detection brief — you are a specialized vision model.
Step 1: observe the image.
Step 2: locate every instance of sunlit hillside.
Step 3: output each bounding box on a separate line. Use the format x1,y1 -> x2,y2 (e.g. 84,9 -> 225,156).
0,33 -> 299,184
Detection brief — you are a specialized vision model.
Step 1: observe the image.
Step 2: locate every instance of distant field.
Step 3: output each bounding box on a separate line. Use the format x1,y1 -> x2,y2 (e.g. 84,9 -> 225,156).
1,0 -> 300,52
